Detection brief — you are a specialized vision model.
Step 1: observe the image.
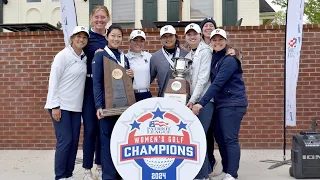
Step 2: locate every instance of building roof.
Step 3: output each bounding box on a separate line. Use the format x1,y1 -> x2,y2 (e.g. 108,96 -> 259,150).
0,23 -> 60,32
260,0 -> 275,13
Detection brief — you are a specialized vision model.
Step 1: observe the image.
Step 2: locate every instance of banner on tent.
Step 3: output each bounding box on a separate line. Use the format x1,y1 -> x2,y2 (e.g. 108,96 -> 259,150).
285,0 -> 305,127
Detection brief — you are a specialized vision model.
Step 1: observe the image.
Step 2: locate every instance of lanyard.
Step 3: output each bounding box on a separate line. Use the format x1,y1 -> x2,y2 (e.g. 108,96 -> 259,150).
104,46 -> 125,68
162,47 -> 180,67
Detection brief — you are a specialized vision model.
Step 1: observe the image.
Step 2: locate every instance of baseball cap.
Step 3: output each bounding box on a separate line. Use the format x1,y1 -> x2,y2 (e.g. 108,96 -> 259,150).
160,25 -> 176,37
71,26 -> 89,37
184,23 -> 201,34
200,17 -> 217,30
130,30 -> 146,40
210,29 -> 227,40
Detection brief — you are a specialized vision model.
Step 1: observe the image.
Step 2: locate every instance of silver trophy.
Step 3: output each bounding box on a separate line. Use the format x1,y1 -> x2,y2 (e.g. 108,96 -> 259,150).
170,57 -> 193,79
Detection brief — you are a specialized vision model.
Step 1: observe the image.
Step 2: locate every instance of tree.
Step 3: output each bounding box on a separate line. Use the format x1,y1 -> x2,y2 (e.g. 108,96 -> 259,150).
304,0 -> 320,23
271,0 -> 320,24
270,10 -> 287,25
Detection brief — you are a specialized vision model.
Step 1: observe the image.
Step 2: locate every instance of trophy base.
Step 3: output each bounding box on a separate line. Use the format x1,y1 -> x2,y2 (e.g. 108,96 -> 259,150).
102,107 -> 129,117
164,93 -> 187,105
164,79 -> 190,105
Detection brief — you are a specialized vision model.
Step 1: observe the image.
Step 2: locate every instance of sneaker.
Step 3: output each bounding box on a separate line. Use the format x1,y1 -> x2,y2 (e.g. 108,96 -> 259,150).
83,169 -> 94,180
222,174 -> 235,180
95,167 -> 102,180
58,179 -> 67,180
67,177 -> 77,180
210,172 -> 226,180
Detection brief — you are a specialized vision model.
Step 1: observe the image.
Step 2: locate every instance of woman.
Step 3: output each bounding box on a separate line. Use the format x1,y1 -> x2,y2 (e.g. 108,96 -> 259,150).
192,29 -> 248,180
150,25 -> 188,97
126,29 -> 152,101
82,5 -> 109,180
200,17 -> 240,176
92,24 -> 133,180
44,26 -> 89,180
200,17 -> 217,46
183,23 -> 214,180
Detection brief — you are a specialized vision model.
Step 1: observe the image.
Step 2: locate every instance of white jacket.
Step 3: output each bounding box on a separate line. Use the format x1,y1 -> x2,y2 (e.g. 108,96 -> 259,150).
185,41 -> 212,104
44,46 -> 87,112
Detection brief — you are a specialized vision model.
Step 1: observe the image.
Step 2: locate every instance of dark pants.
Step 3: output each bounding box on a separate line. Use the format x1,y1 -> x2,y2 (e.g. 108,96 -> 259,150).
82,78 -> 101,169
195,102 -> 214,179
207,121 -> 216,170
134,91 -> 152,102
49,109 -> 81,180
214,106 -> 246,178
99,116 -> 122,180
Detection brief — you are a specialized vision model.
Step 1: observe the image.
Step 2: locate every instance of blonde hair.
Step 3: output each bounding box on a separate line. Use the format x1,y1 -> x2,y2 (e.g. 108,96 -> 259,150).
90,5 -> 110,26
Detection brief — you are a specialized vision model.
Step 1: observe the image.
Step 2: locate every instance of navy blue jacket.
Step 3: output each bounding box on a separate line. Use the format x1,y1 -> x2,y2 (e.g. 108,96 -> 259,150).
92,50 -> 130,110
84,29 -> 108,75
199,48 -> 248,109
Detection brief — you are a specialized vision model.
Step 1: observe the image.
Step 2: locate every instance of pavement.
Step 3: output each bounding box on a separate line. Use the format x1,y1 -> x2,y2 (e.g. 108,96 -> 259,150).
0,149 -> 316,180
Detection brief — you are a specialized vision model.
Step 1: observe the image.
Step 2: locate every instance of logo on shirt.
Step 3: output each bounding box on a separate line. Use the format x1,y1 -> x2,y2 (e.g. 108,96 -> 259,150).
110,98 -> 206,180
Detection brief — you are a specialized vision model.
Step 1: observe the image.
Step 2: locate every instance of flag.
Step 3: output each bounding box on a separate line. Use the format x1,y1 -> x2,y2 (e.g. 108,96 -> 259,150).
285,0 -> 305,126
60,0 -> 78,46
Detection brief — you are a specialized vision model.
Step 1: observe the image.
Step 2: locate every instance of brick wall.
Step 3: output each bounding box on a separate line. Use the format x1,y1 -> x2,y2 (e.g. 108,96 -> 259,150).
0,25 -> 320,150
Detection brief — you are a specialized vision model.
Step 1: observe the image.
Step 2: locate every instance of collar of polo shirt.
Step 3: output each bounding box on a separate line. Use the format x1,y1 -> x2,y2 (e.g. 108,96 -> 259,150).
127,50 -> 144,58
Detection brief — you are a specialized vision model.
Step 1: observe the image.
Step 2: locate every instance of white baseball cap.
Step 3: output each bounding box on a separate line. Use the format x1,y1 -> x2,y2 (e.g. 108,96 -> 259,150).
129,30 -> 146,40
71,26 -> 89,37
184,23 -> 201,34
160,25 -> 176,37
210,29 -> 227,39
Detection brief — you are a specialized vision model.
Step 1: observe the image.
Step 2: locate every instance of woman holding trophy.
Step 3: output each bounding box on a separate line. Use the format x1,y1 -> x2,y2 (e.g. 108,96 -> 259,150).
183,23 -> 214,180
92,24 -> 133,180
150,25 -> 188,97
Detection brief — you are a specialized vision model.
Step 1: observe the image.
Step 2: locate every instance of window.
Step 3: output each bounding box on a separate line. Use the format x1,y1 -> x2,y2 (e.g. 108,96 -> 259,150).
112,0 -> 135,28
27,0 -> 41,2
190,0 -> 213,20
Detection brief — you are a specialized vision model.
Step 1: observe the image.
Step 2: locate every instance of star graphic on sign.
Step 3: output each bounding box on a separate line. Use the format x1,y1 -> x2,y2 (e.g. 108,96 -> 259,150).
152,108 -> 165,119
177,121 -> 187,131
130,120 -> 141,130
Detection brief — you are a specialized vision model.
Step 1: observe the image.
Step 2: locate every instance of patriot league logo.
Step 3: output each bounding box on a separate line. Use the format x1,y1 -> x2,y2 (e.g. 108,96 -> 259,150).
111,98 -> 206,180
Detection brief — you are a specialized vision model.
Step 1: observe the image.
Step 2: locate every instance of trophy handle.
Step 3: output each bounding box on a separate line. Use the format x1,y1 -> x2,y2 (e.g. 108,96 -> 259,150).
183,59 -> 193,74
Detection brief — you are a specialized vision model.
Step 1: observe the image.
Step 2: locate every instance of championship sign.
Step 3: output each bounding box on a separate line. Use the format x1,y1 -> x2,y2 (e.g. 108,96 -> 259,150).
110,98 -> 206,180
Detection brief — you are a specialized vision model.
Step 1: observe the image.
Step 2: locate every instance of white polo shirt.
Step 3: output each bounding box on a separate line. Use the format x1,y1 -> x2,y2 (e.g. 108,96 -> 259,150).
44,46 -> 87,112
126,51 -> 152,90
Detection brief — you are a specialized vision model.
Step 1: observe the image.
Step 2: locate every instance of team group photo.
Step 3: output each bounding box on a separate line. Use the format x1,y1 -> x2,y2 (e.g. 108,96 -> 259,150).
0,0 -> 319,180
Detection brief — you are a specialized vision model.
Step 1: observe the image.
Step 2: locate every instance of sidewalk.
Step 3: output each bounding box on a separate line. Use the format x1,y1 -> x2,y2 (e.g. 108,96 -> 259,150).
0,149 -> 310,180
